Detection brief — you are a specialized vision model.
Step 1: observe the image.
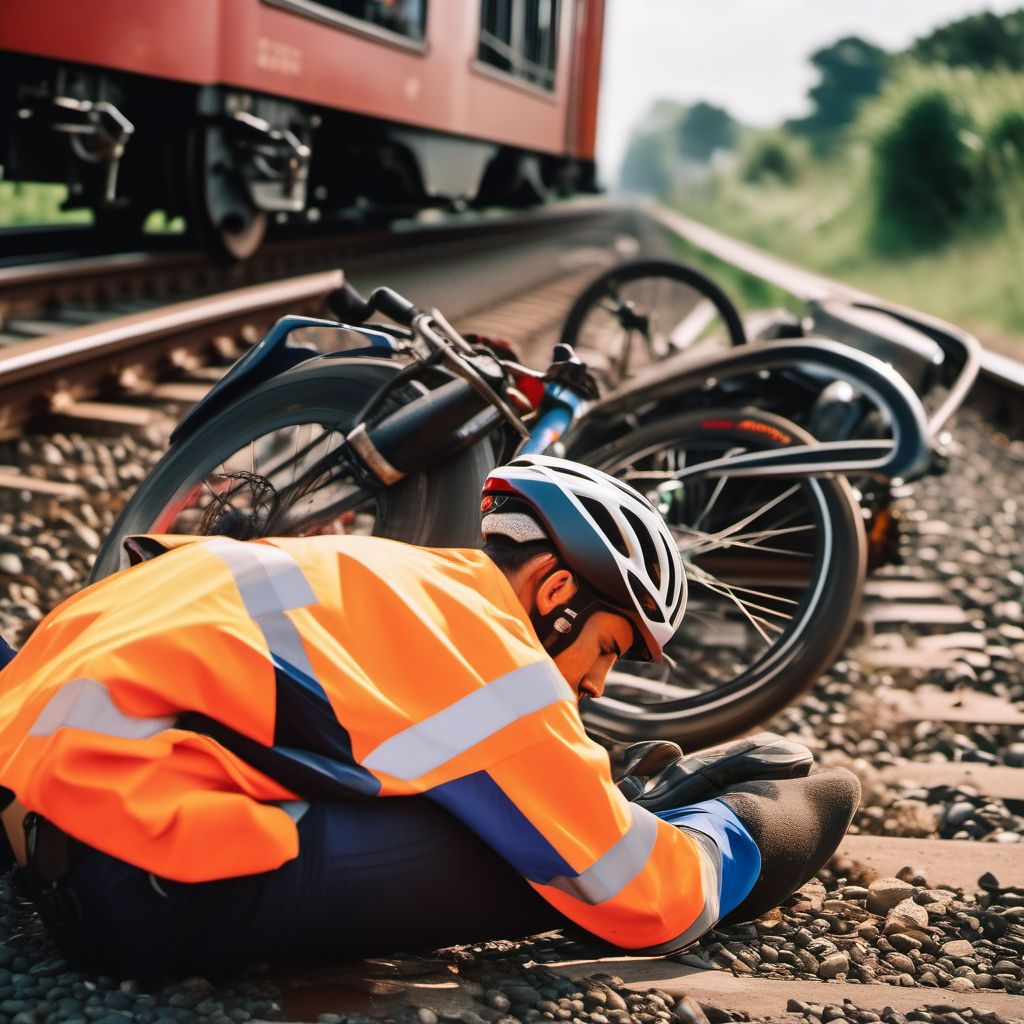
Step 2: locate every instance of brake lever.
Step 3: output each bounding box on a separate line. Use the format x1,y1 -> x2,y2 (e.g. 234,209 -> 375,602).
421,310 -> 530,440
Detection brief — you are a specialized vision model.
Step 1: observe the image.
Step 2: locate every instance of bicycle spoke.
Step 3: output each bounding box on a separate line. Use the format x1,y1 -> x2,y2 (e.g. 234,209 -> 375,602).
686,563 -> 793,623
698,577 -> 774,645
684,522 -> 816,557
692,448 -> 743,530
685,578 -> 799,606
686,483 -> 802,547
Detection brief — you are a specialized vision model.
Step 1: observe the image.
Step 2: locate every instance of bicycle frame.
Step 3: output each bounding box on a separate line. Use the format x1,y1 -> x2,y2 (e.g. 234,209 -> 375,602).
166,307 -> 943,492
564,337 -> 934,482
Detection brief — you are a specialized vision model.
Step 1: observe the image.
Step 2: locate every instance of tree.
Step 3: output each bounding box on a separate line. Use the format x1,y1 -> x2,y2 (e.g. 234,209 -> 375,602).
789,36 -> 891,148
909,10 -> 1024,71
618,132 -> 674,197
678,102 -> 739,162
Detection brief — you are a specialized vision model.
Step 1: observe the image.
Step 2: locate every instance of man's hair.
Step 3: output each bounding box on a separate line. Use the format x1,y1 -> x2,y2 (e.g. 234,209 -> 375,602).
482,536 -> 559,576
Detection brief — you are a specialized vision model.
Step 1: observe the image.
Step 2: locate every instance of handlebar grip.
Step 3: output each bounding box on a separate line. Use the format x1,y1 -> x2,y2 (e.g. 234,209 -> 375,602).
326,280 -> 375,324
370,287 -> 423,328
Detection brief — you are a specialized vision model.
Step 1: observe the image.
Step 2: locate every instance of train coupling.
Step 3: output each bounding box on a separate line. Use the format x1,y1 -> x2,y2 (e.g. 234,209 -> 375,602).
17,95 -> 134,204
228,110 -> 311,214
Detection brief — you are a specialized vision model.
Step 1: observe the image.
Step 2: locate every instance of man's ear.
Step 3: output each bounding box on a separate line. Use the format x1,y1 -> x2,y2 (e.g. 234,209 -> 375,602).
536,569 -> 578,615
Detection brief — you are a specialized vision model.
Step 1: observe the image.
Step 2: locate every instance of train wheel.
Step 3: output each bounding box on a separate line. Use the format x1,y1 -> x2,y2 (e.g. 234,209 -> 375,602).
187,125 -> 268,262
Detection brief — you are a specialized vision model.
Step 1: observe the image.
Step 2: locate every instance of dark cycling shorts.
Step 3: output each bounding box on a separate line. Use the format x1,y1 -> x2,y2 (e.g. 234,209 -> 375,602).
47,797 -> 563,977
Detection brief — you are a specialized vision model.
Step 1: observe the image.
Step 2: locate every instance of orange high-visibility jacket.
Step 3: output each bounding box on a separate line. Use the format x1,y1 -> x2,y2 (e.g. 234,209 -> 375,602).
0,535 -> 717,951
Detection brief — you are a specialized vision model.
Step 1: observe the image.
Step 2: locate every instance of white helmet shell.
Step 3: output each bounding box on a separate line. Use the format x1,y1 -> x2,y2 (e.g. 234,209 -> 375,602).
482,454 -> 686,660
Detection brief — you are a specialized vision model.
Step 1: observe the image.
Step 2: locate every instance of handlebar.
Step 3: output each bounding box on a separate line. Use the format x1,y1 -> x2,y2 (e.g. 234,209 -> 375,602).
328,278 -> 533,447
327,280 -> 424,328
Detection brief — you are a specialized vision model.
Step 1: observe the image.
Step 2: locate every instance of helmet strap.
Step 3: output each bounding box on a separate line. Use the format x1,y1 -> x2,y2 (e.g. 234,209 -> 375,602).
530,575 -> 611,659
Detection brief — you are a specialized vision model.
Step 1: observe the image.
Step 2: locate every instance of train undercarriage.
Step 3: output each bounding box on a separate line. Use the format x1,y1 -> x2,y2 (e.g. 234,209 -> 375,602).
1,54 -> 597,260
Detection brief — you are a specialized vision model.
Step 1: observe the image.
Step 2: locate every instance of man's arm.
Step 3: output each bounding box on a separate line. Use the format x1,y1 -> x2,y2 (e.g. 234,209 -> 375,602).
425,692 -> 757,952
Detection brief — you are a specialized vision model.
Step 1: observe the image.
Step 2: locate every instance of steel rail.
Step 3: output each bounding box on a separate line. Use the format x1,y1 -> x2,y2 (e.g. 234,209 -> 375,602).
0,198 -> 614,308
0,270 -> 342,435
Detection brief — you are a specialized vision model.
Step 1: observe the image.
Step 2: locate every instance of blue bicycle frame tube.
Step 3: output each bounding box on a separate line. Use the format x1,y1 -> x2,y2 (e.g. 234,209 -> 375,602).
519,383 -> 588,456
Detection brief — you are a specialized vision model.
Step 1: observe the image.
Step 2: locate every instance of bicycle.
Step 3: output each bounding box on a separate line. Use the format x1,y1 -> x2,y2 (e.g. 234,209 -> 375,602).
91,277 -> 950,747
561,257 -> 981,571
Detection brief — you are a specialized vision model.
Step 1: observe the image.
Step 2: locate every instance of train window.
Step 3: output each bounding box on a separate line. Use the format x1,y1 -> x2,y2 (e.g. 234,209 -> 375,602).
478,0 -> 559,91
266,0 -> 427,45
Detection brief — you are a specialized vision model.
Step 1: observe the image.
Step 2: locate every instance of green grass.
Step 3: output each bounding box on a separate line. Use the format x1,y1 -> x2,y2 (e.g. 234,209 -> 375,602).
675,145 -> 1024,352
0,182 -> 92,227
0,182 -> 186,234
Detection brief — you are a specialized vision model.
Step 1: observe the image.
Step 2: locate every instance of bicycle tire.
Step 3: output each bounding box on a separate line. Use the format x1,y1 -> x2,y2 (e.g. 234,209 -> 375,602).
90,359 -> 493,581
573,408 -> 866,747
561,258 -> 747,384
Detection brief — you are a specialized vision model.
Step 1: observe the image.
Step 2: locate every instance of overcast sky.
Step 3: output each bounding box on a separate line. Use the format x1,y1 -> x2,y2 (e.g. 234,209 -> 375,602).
596,0 -> 1024,179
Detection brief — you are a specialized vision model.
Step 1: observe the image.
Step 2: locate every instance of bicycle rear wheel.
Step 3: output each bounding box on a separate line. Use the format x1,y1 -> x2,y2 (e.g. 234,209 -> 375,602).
561,258 -> 747,386
91,359 -> 493,581
573,408 -> 866,747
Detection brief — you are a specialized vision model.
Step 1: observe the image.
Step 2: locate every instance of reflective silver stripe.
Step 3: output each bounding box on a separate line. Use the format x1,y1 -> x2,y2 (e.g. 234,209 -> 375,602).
546,802 -> 659,905
362,660 -> 572,781
203,537 -> 316,616
203,538 -> 318,677
28,677 -> 175,739
671,826 -> 722,946
278,800 -> 310,824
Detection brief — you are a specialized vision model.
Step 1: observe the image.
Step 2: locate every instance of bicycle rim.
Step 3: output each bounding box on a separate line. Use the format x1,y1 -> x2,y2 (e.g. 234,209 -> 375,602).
579,410 -> 864,739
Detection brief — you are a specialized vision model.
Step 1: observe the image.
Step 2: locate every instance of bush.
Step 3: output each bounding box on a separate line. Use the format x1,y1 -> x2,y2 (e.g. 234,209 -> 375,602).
867,88 -> 979,251
987,109 -> 1024,170
740,133 -> 799,185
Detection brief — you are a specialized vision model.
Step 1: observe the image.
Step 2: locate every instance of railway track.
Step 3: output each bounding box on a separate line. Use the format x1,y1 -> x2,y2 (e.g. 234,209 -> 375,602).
0,204 -> 1022,1023
0,199 -> 627,438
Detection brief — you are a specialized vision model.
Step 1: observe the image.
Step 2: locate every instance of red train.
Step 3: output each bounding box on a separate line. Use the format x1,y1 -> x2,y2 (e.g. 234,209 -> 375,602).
0,0 -> 604,258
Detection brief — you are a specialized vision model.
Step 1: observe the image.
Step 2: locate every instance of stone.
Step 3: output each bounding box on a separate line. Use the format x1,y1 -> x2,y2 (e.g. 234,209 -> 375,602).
884,952 -> 916,974
884,898 -> 930,934
867,878 -> 916,915
895,865 -> 930,887
941,940 -> 976,958
818,953 -> 849,980
0,554 -> 24,576
944,802 -> 976,829
671,997 -> 710,1024
948,977 -> 976,992
889,933 -> 923,953
417,1010 -> 439,1024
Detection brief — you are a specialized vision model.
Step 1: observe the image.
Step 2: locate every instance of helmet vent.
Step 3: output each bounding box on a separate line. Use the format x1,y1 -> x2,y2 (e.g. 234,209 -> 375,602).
622,507 -> 661,587
628,570 -> 664,622
579,496 -> 629,556
549,465 -> 593,481
660,532 -> 677,609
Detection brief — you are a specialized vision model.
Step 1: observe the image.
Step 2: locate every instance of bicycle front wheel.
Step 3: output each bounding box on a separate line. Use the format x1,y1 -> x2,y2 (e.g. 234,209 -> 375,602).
573,408 -> 866,747
91,359 -> 494,581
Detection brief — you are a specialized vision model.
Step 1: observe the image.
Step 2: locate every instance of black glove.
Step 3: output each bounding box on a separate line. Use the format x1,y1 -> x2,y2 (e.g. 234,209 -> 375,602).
614,740 -> 684,801
615,733 -> 815,810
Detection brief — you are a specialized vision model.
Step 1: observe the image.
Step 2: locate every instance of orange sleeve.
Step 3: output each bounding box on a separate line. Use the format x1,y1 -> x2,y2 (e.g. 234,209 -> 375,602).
425,698 -> 716,951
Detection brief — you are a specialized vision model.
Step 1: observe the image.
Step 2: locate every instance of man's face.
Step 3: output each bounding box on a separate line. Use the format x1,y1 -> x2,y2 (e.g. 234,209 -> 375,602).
552,610 -> 635,701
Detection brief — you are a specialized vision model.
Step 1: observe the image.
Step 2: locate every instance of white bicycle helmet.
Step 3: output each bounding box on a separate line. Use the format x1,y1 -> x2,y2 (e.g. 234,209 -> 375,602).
481,454 -> 686,661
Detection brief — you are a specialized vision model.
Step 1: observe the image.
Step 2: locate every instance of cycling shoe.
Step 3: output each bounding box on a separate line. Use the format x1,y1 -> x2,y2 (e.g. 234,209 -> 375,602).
716,768 -> 861,926
633,732 -> 814,812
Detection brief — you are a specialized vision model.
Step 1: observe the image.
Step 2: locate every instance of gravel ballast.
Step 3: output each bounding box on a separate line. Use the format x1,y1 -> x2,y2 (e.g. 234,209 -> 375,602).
0,401 -> 1021,1021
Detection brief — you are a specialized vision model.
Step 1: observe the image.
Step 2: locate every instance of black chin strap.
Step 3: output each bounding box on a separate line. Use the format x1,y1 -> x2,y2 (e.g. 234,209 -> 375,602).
530,576 -> 611,659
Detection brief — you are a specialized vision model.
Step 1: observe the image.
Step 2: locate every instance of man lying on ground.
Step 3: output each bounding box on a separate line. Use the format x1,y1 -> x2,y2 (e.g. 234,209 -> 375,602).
0,455 -> 858,976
